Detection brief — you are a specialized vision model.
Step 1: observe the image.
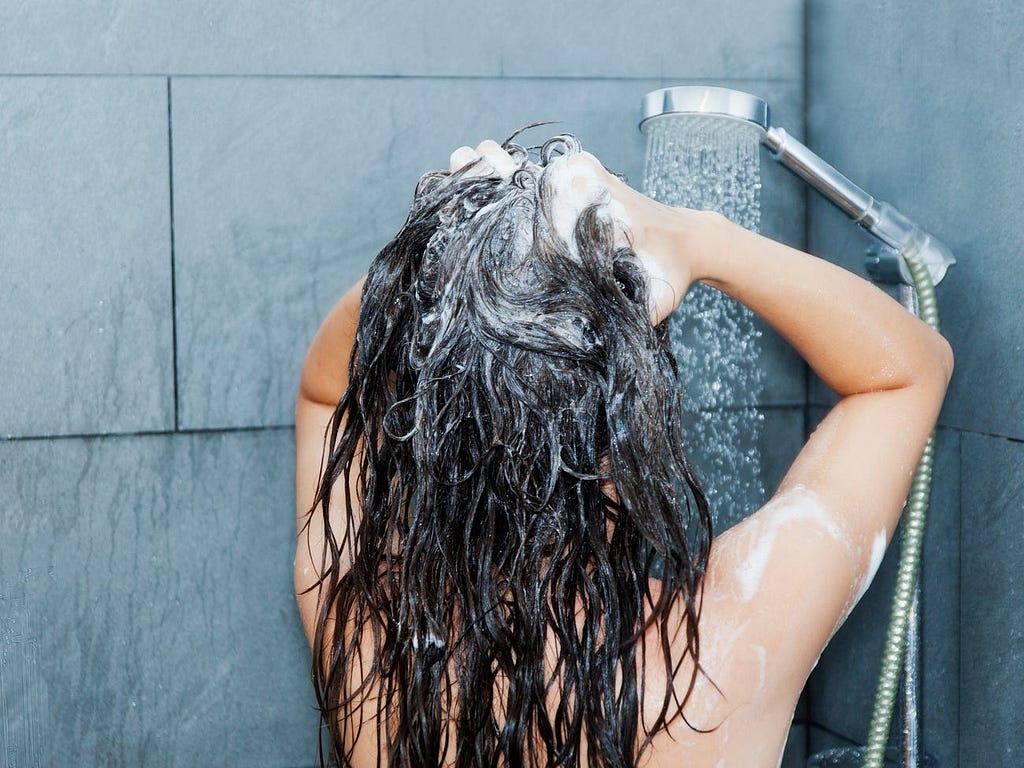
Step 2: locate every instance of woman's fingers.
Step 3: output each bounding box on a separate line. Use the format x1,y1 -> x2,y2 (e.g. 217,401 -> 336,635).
448,140 -> 519,179
474,140 -> 517,178
449,146 -> 478,174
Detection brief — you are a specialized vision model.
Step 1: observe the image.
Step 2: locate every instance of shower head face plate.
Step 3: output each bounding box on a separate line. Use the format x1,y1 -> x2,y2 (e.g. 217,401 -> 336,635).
640,86 -> 770,134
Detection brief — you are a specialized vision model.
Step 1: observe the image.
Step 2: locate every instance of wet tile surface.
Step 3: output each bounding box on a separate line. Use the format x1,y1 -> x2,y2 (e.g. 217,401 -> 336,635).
0,430 -> 317,766
0,0 -> 801,81
806,1 -> 1024,441
960,432 -> 1024,765
0,77 -> 173,438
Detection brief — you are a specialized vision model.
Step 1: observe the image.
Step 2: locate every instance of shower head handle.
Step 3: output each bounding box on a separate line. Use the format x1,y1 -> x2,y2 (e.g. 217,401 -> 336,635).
763,127 -> 874,221
765,127 -> 955,285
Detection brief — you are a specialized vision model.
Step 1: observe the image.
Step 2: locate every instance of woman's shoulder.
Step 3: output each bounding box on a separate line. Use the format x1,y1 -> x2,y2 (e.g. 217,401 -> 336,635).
639,488 -> 854,766
636,550 -> 804,768
693,482 -> 885,705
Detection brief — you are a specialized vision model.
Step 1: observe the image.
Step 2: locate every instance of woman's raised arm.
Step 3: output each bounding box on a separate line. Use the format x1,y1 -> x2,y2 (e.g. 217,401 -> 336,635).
680,211 -> 952,701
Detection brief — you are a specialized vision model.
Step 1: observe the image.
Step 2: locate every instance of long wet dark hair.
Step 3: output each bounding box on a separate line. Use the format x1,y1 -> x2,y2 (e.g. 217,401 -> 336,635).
304,127 -> 716,767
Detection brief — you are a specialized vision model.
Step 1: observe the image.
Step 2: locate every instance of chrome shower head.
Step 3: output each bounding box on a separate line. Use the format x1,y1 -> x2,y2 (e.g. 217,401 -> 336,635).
640,85 -> 769,134
638,85 -> 955,285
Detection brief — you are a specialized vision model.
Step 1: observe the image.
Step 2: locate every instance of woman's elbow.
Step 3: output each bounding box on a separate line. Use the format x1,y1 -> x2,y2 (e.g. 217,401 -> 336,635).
935,333 -> 955,386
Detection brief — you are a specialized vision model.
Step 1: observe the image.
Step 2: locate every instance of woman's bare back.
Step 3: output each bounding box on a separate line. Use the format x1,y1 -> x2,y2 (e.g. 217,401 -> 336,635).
338,589 -> 792,768
337,476 -> 885,768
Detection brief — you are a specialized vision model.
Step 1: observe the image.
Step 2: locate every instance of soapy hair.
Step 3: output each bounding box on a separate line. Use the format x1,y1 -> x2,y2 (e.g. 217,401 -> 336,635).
304,126 -> 717,767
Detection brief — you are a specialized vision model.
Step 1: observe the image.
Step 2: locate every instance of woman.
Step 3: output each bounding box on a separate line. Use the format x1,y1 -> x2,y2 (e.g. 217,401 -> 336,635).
293,131 -> 953,767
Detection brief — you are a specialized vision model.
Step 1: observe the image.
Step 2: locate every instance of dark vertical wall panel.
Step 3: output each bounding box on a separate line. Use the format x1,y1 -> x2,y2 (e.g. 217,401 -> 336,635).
806,0 -> 1024,441
961,433 -> 1024,765
807,0 -> 1021,761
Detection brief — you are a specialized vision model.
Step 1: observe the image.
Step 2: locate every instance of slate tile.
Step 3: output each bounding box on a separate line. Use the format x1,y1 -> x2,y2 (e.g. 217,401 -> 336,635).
0,430 -> 318,766
0,0 -> 801,81
0,77 -> 173,437
172,76 -> 803,429
960,431 -> 1024,764
806,0 -> 1024,440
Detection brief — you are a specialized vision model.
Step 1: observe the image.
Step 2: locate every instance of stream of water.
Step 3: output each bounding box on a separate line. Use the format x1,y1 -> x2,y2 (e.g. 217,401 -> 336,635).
642,114 -> 767,532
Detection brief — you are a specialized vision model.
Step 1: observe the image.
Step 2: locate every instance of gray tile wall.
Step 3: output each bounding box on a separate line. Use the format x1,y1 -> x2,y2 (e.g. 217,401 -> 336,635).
0,1 -> 808,764
961,433 -> 1024,765
805,1 -> 1023,764
170,76 -> 805,430
0,77 -> 174,438
0,1 -> 801,80
0,430 -> 314,765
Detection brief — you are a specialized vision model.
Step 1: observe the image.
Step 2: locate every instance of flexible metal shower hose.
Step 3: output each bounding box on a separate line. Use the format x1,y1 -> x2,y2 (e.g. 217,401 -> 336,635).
861,251 -> 941,768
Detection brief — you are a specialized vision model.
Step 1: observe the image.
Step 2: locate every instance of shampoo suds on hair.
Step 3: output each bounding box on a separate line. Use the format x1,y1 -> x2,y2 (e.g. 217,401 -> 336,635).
543,154 -> 669,320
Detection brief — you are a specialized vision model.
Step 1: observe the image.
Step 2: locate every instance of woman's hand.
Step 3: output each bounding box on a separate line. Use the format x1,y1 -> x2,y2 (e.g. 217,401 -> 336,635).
448,139 -> 523,178
446,139 -> 714,325
544,150 -> 707,324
